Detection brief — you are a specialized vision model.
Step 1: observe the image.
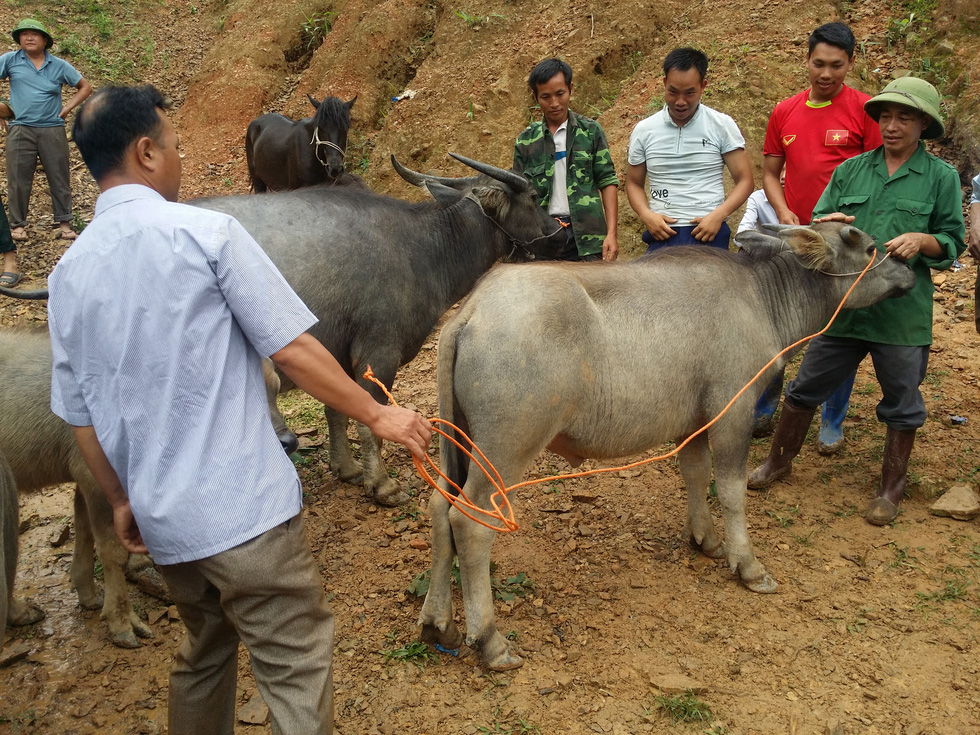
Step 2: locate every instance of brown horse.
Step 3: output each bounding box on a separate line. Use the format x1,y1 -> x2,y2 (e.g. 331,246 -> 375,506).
245,94 -> 358,191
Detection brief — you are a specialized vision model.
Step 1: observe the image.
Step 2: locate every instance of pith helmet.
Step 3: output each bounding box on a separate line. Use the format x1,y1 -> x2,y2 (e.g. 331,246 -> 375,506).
11,19 -> 53,50
864,76 -> 944,140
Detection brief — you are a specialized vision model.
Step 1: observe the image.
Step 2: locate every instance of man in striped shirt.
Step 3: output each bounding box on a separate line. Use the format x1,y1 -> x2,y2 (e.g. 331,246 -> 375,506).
48,85 -> 431,735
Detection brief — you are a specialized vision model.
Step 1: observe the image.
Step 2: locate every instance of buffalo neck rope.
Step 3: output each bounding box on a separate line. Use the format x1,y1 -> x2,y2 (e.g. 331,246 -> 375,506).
363,249 -> 880,533
465,192 -> 566,259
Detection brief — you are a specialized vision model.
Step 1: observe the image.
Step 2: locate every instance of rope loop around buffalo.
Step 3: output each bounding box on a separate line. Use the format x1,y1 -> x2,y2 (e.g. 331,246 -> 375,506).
363,249 -> 880,533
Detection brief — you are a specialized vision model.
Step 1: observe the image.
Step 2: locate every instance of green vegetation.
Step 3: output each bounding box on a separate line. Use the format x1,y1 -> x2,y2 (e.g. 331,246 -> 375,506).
654,691 -> 713,724
300,9 -> 337,50
379,631 -> 437,670
455,10 -> 506,28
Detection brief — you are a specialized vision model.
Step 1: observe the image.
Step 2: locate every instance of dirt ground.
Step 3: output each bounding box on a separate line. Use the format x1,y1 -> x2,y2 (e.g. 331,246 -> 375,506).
2,0 -> 980,733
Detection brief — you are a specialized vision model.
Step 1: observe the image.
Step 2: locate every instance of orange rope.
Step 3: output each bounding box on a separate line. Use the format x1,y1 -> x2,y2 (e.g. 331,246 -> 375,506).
364,250 -> 882,533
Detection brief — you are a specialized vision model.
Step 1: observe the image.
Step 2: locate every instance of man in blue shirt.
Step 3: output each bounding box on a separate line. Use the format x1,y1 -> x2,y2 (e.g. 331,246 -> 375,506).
0,18 -> 91,271
50,85 -> 431,735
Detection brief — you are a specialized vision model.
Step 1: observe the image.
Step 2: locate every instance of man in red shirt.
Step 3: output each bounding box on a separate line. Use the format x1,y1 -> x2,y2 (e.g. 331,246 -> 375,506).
753,22 -> 882,453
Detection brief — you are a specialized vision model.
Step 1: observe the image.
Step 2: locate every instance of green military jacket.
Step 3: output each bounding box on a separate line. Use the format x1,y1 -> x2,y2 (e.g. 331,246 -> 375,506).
513,110 -> 619,257
813,143 -> 965,345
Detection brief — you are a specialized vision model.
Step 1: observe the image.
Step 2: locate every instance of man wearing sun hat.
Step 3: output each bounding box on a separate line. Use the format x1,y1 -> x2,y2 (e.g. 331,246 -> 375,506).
0,18 -> 91,283
748,75 -> 965,526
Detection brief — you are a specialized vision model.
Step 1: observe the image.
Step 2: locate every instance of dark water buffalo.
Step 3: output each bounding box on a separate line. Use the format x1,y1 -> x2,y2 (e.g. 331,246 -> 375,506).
194,153 -> 565,506
420,222 -> 916,670
245,94 -> 358,191
0,327 -> 296,647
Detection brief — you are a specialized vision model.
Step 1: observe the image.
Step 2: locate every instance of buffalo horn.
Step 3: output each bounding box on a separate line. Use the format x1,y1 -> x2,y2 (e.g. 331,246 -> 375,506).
449,152 -> 529,192
0,287 -> 48,300
390,154 -> 480,191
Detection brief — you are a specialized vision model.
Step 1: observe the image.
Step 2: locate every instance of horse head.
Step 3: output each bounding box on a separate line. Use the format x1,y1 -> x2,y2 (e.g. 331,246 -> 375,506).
307,94 -> 357,179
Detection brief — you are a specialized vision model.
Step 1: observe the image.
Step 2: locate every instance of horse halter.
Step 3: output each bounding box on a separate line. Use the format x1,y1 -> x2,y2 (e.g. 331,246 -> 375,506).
311,127 -> 346,169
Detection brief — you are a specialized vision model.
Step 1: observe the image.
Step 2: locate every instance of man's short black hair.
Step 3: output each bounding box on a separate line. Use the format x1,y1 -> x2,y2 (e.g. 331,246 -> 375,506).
72,85 -> 173,182
663,47 -> 709,81
528,58 -> 573,96
808,22 -> 856,57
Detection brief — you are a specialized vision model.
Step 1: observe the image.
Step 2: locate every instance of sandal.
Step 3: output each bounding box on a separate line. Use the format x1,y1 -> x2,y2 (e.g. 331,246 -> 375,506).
58,228 -> 78,240
0,271 -> 22,287
10,228 -> 27,242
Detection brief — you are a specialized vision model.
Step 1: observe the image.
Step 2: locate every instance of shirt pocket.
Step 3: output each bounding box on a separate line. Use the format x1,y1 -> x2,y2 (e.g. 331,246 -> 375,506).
571,149 -> 594,184
837,194 -> 870,217
894,197 -> 934,232
520,161 -> 551,197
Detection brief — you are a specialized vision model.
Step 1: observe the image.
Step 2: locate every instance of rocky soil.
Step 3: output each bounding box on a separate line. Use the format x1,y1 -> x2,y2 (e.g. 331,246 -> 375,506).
1,0 -> 980,733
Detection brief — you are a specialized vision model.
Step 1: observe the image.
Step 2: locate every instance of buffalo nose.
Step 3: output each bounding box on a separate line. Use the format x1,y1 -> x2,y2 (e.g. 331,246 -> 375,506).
279,430 -> 299,455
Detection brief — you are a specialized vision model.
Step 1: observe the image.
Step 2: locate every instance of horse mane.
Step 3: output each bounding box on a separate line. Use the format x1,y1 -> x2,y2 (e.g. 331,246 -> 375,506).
312,96 -> 352,132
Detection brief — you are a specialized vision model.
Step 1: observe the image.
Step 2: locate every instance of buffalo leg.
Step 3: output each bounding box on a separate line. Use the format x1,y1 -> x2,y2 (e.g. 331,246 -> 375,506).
324,408 -> 362,483
711,430 -> 777,593
70,487 -> 103,609
355,421 -> 405,506
677,433 -> 725,559
418,490 -> 462,650
452,505 -> 519,671
76,477 -> 154,646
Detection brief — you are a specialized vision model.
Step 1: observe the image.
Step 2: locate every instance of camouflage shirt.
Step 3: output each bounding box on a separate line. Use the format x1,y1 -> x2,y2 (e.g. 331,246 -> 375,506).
513,110 -> 619,257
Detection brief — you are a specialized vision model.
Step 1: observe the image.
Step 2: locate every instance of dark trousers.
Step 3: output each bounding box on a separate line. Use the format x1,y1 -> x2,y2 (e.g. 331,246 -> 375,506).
786,335 -> 930,431
643,222 -> 732,254
6,124 -> 73,227
552,216 -> 601,261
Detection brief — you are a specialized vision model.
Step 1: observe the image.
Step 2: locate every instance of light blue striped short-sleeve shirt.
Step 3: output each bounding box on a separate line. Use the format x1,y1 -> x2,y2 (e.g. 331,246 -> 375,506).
48,185 -> 318,565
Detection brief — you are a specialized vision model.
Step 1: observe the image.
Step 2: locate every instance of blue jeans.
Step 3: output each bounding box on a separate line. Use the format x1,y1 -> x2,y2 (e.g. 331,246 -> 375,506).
643,222 -> 732,254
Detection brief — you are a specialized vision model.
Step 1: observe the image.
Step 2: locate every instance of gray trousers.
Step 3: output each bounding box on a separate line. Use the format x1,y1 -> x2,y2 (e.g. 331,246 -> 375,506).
786,335 -> 930,431
160,513 -> 334,735
5,124 -> 73,227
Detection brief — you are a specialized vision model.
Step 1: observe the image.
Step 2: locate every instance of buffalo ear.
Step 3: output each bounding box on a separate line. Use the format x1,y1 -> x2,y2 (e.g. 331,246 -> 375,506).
470,185 -> 509,216
425,181 -> 464,205
781,227 -> 832,269
308,93 -> 320,110
347,95 -> 357,110
733,229 -> 785,256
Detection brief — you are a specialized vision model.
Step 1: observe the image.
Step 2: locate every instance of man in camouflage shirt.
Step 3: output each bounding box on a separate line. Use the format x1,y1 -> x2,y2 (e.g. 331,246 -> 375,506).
513,58 -> 619,261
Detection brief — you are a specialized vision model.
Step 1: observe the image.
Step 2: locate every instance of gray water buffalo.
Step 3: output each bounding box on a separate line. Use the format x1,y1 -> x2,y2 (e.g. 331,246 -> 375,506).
0,327 -> 296,647
420,222 -> 916,670
193,153 -> 565,505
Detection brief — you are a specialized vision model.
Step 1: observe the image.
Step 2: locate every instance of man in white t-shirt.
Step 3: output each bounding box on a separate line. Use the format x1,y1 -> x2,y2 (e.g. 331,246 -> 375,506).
626,47 -> 753,252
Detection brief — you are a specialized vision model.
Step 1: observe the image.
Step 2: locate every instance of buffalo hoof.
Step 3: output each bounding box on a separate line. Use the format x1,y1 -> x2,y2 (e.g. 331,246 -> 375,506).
689,534 -> 726,559
372,480 -> 409,507
8,599 -> 45,626
486,648 -> 524,672
741,573 -> 778,594
110,629 -> 142,649
76,589 -> 105,611
420,621 -> 463,651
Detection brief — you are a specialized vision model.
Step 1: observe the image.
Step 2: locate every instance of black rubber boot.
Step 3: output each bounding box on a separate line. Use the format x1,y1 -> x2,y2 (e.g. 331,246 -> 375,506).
866,428 -> 916,526
747,399 -> 816,490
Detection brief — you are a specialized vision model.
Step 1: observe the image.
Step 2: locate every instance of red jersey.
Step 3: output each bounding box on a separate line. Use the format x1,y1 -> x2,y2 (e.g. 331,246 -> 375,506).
763,85 -> 882,224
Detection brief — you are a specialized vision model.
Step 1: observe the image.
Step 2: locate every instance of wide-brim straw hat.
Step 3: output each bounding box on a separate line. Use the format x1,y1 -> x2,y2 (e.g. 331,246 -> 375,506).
864,76 -> 944,140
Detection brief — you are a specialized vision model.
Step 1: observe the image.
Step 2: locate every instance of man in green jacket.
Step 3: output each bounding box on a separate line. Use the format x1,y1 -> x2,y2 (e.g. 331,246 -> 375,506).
748,76 -> 965,526
513,58 -> 619,261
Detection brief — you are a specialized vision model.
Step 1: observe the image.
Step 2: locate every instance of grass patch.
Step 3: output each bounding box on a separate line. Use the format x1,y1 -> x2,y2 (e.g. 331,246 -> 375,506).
379,631 -> 437,670
654,691 -> 713,724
